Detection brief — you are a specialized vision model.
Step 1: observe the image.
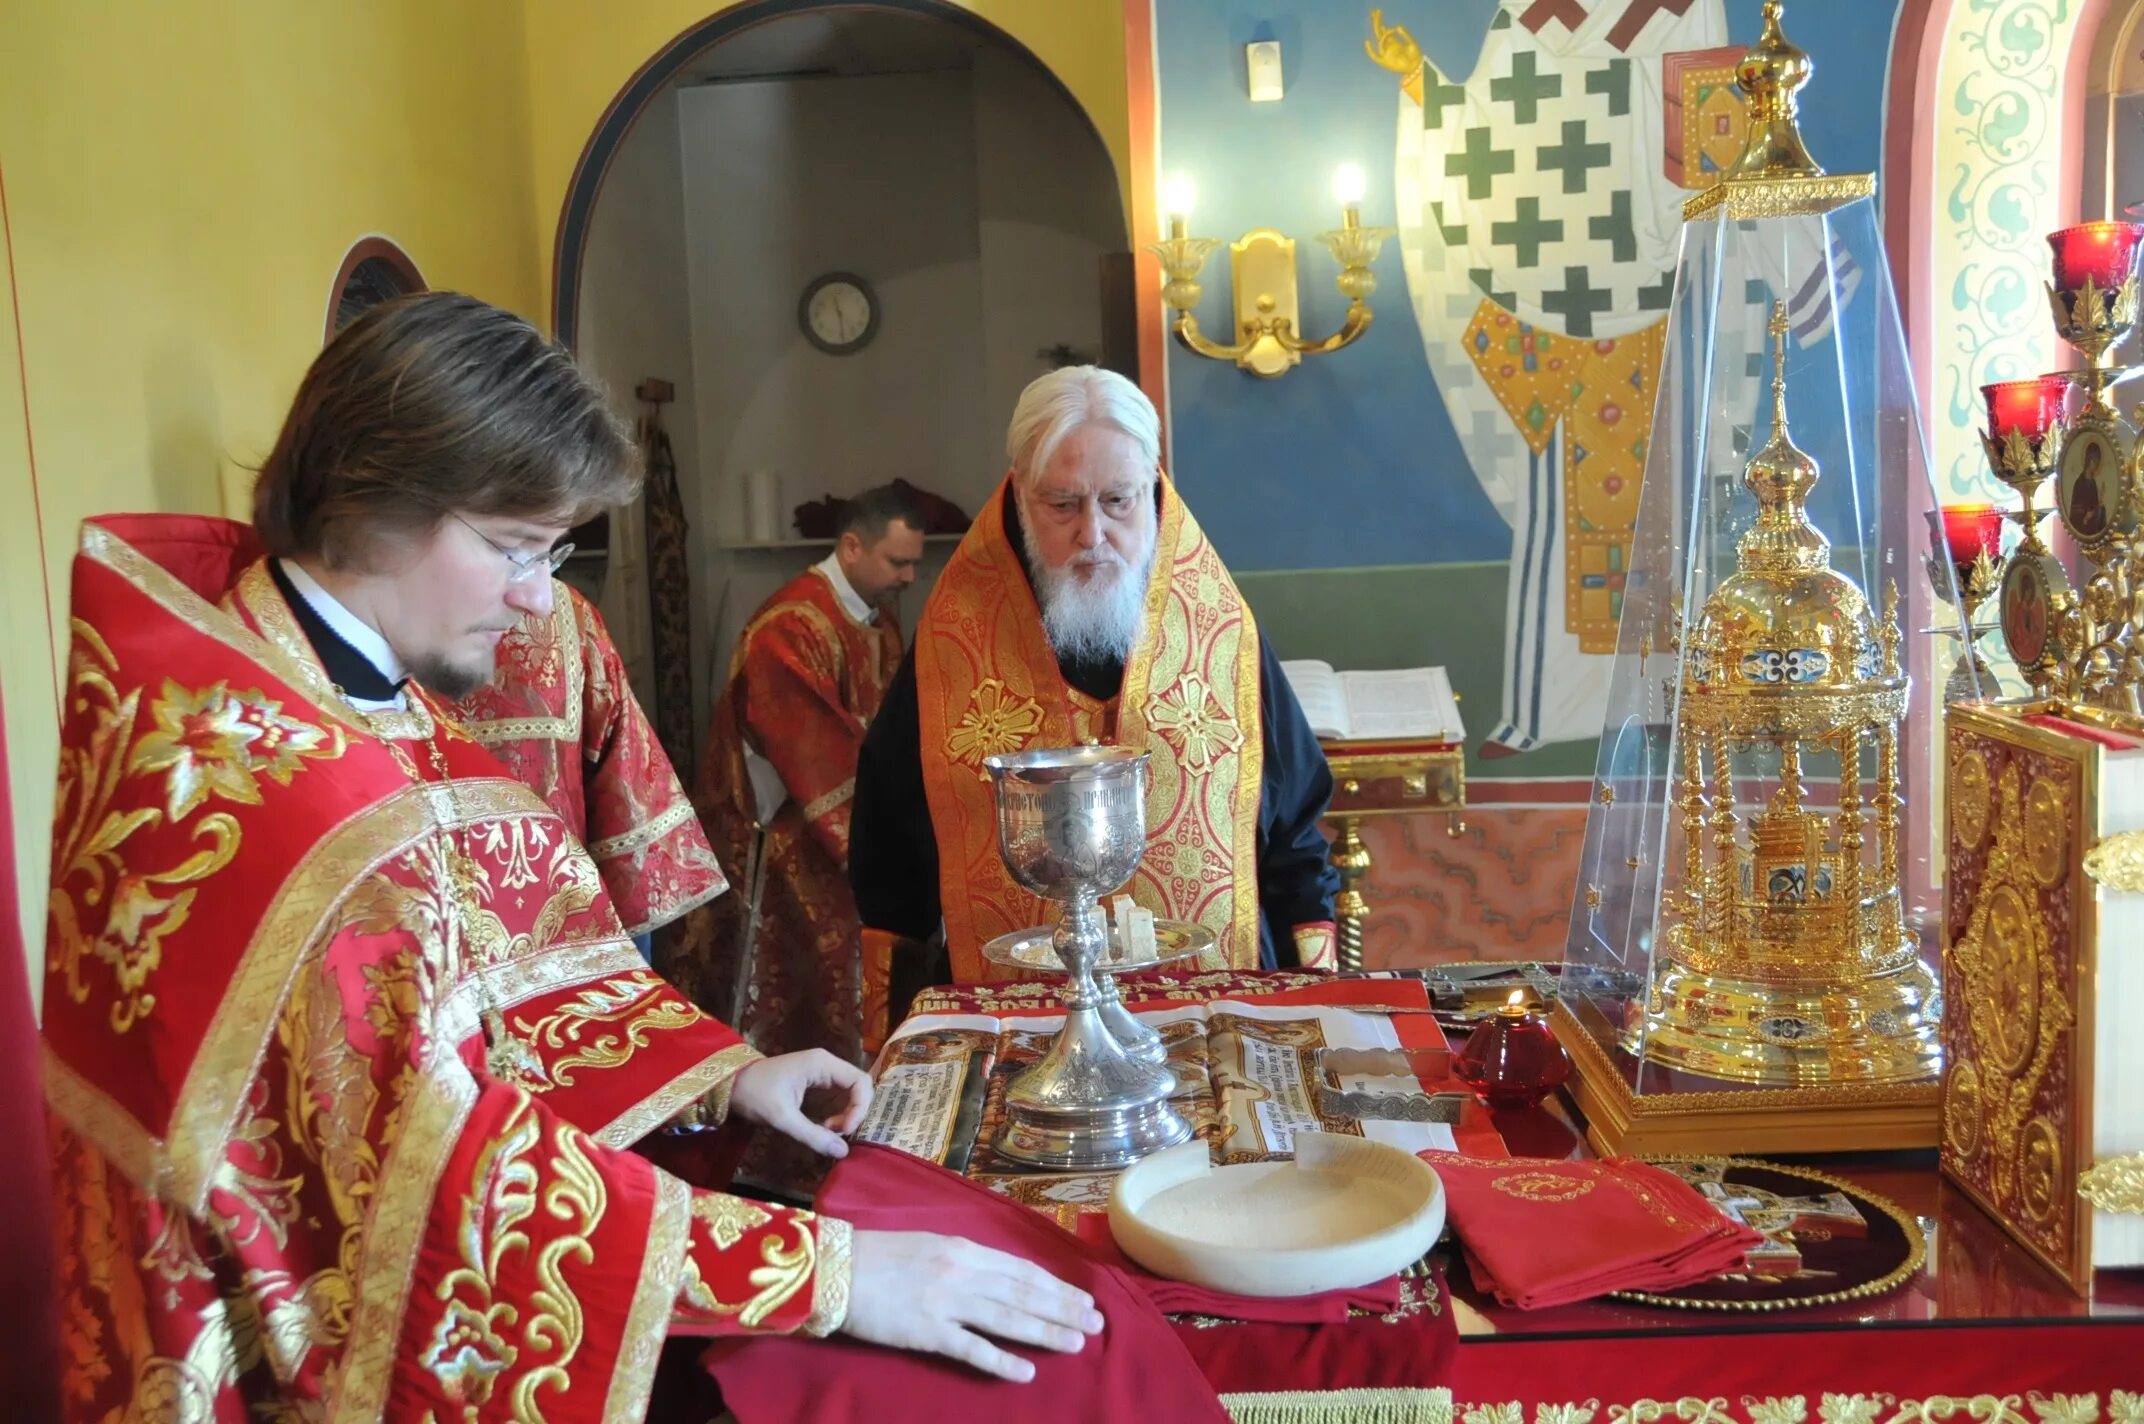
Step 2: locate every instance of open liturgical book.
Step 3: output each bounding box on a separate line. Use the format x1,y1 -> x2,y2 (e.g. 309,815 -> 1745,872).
1279,661 -> 1464,744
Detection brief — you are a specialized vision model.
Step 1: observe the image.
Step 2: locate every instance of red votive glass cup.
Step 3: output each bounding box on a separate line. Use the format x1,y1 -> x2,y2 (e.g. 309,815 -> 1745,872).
1453,991 -> 1571,1111
1929,505 -> 2004,571
2048,221 -> 2144,292
1981,377 -> 2070,443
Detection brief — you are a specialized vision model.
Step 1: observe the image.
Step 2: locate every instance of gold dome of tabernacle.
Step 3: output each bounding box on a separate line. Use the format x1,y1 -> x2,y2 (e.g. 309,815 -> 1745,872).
1686,302 -> 1898,724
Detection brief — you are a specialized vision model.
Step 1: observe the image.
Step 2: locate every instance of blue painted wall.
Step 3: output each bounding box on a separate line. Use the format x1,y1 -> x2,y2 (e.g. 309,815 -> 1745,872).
1156,0 -> 1907,575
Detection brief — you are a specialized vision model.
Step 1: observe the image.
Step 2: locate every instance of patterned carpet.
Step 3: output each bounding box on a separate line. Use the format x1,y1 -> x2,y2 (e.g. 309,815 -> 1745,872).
1348,808 -> 1588,971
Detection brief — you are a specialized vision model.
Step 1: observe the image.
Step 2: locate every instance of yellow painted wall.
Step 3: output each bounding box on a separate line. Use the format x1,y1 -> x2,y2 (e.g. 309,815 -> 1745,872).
0,1 -> 549,976
0,0 -> 1132,980
521,0 -> 1135,303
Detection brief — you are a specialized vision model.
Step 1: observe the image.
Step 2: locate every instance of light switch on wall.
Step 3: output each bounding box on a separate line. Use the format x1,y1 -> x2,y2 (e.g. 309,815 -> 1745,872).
1246,40 -> 1283,103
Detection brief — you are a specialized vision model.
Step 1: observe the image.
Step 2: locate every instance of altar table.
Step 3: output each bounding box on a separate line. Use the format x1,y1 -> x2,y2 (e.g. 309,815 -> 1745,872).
699,970 -> 2144,1423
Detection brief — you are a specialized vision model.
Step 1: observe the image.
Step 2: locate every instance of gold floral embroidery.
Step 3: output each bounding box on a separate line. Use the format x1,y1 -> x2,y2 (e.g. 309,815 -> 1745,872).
47,625 -> 291,1032
740,1220 -> 818,1329
1488,1171 -> 1595,1202
482,816 -> 556,892
511,975 -> 702,1090
1147,674 -> 1242,772
428,1097 -> 602,1423
946,678 -> 1045,771
692,1193 -> 773,1251
130,677 -> 344,820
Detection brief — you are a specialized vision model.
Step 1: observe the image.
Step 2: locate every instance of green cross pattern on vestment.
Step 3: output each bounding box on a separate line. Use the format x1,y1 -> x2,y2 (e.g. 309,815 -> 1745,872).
1586,60 -> 1632,118
1422,71 -> 1468,131
1429,200 -> 1470,247
1448,126 -> 1518,200
1542,265 -> 1614,337
1492,52 -> 1563,125
1589,191 -> 1636,263
1492,197 -> 1566,268
1538,120 -> 1613,194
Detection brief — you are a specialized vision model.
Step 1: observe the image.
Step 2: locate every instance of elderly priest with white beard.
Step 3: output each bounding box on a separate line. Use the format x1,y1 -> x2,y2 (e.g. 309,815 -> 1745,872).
850,366 -> 1339,1047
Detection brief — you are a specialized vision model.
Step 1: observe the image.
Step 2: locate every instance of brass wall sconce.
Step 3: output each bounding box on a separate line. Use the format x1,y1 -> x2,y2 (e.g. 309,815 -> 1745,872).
1145,167 -> 1396,379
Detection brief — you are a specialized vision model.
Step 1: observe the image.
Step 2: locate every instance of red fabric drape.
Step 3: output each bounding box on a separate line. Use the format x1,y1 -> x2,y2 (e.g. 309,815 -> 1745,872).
703,1143 -> 1233,1423
1,687 -> 61,1423
1444,1320 -> 2142,1406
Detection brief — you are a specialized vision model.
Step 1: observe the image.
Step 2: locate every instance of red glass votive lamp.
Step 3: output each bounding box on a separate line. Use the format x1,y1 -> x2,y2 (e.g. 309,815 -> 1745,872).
1981,378 -> 2069,444
1929,505 -> 2004,576
1454,991 -> 1571,1110
2049,221 -> 2144,293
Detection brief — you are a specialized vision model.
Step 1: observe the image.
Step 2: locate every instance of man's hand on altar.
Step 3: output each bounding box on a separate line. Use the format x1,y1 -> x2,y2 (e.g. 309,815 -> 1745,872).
727,1049 -> 875,1158
843,1230 -> 1105,1382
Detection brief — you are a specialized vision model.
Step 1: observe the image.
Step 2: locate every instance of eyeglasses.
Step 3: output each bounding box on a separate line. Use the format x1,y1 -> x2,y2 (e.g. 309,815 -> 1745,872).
456,514 -> 573,584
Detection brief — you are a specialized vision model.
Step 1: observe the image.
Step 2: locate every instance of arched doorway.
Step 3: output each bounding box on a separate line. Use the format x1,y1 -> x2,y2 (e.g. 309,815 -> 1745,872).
548,1 -> 1129,760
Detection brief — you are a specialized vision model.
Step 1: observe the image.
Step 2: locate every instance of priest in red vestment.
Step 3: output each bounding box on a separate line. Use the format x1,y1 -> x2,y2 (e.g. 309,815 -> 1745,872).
850,367 -> 1340,1048
450,579 -> 726,940
41,294 -> 1104,1421
659,486 -> 920,1067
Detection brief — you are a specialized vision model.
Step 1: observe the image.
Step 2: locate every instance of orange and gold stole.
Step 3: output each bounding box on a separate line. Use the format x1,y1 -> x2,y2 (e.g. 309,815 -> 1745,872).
914,473 -> 1264,984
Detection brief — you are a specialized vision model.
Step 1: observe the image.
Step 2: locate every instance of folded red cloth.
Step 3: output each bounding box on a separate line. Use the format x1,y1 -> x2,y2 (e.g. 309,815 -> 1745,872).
1424,1152 -> 1762,1309
701,1144 -> 1231,1424
1067,1211 -> 1402,1324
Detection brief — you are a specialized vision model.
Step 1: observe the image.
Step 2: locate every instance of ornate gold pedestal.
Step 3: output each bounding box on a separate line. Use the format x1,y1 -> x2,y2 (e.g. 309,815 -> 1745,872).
1320,737 -> 1465,970
1553,1001 -> 1940,1158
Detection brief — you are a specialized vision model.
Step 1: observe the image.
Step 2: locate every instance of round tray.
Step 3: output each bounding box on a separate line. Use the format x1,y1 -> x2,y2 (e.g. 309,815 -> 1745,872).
980,918 -> 1215,976
1609,1156 -> 1925,1312
1108,1133 -> 1447,1298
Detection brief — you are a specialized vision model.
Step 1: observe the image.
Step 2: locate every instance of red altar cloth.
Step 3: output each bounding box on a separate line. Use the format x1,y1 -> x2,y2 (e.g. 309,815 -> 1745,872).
703,1142 -> 1459,1414
1444,1319 -> 2142,1410
700,1144 -> 1231,1423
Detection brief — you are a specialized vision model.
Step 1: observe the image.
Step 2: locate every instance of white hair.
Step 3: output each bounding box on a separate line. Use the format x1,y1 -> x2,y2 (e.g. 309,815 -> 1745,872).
1005,366 -> 1161,490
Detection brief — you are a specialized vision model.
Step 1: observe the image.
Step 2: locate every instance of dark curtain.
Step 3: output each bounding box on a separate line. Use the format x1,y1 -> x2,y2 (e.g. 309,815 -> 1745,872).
641,413 -> 696,780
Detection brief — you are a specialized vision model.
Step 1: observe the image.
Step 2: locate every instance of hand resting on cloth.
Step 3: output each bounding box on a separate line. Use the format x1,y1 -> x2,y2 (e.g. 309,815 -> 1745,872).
701,1144 -> 1233,1422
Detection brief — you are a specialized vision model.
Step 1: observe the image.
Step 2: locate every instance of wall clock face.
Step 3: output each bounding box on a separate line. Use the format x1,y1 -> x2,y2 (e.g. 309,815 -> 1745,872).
800,272 -> 878,355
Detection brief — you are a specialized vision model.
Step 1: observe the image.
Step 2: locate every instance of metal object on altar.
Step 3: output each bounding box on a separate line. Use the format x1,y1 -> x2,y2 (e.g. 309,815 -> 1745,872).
980,918 -> 1213,1067
982,746 -> 1194,1169
1634,303 -> 1936,1087
1556,4 -> 1968,1152
1313,1047 -> 1465,1124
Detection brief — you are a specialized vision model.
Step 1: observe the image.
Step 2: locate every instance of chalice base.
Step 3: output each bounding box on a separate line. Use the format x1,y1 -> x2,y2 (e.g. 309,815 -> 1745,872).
1631,957 -> 1941,1087
995,1097 -> 1195,1171
996,1004 -> 1192,1170
1096,979 -> 1170,1065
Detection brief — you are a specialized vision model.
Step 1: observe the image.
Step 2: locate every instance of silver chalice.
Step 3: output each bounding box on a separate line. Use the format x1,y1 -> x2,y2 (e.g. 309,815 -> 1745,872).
982,746 -> 1194,1169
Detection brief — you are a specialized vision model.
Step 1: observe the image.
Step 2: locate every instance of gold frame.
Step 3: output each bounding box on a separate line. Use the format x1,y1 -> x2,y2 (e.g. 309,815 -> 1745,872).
1550,1000 -> 1940,1157
1940,700 -> 2114,1297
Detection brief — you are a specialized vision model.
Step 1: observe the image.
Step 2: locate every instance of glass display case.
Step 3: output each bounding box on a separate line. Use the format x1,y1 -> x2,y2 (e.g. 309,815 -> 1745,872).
1552,8 -> 1977,1154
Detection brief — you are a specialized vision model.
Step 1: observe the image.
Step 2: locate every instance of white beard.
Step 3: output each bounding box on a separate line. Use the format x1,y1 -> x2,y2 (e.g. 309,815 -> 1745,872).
1033,548 -> 1151,665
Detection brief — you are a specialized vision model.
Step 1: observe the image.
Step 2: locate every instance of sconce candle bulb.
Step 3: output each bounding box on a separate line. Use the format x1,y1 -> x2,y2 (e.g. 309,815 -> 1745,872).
1332,163 -> 1367,213
1162,172 -> 1197,227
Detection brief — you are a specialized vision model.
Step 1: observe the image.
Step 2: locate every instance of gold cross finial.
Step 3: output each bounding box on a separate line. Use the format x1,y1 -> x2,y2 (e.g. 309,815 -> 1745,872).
1769,299 -> 1791,421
